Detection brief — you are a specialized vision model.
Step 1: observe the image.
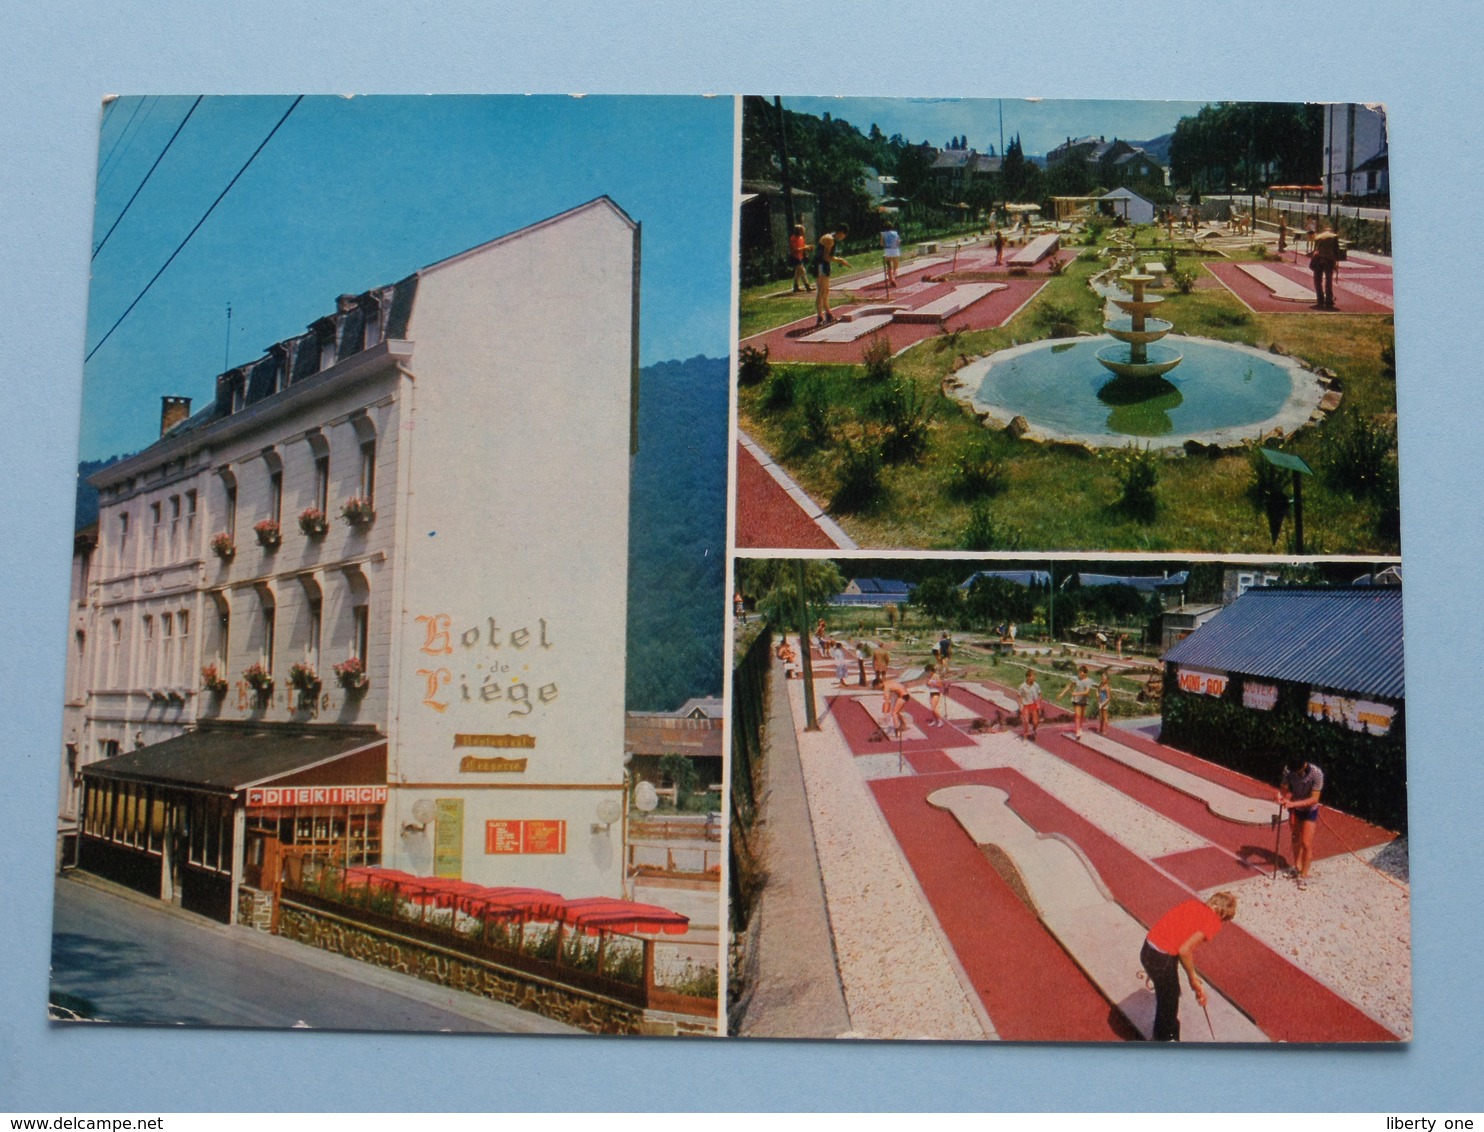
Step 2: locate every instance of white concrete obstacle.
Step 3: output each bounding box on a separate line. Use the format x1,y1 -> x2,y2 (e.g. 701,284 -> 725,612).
1237,262 -> 1314,302
1075,731 -> 1281,826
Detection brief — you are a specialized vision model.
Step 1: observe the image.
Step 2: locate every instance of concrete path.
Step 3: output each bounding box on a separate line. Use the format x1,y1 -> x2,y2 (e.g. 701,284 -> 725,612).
733,662 -> 852,1038
928,783 -> 1266,1043
734,432 -> 855,551
1075,730 -> 1281,825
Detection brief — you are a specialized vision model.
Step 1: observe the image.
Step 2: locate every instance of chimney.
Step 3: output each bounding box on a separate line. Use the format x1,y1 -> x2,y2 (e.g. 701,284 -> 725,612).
336,293 -> 359,314
160,396 -> 191,436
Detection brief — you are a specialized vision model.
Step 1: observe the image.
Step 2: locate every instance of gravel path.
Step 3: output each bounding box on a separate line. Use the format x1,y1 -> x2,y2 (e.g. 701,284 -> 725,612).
788,681 -> 990,1040
1209,842 -> 1412,1039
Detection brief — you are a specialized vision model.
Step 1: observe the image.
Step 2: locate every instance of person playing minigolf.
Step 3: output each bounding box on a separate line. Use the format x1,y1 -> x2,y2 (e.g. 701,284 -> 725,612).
812,225 -> 850,326
1096,671 -> 1113,735
1277,757 -> 1324,889
881,677 -> 910,736
1140,891 -> 1238,1041
1017,668 -> 1042,740
1058,664 -> 1094,741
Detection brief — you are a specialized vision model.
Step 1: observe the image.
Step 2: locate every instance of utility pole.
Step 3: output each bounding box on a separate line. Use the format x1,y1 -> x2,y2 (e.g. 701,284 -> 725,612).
796,559 -> 819,730
224,302 -> 232,371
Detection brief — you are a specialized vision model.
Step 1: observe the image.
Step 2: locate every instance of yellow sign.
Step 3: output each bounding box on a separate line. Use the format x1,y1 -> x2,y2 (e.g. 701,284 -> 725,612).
454,733 -> 536,749
458,755 -> 530,774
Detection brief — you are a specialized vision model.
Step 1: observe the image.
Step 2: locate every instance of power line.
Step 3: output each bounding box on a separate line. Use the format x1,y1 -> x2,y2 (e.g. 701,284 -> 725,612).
96,96 -> 147,185
93,96 -> 203,260
86,96 -> 303,365
98,96 -> 159,194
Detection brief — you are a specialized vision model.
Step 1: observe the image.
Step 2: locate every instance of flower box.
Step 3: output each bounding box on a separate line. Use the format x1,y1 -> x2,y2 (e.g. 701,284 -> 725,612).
340,497 -> 376,529
201,665 -> 229,696
298,508 -> 329,538
332,656 -> 369,692
209,533 -> 236,561
254,520 -> 282,549
288,662 -> 322,708
243,662 -> 275,695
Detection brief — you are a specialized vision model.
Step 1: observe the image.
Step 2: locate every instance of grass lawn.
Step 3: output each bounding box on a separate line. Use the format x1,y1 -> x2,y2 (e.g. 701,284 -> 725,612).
737,244 -> 1399,554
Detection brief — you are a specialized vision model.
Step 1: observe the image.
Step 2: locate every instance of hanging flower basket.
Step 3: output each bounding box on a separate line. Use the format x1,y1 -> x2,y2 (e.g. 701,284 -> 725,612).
332,656 -> 369,692
209,533 -> 236,561
298,508 -> 329,538
201,664 -> 229,696
340,496 -> 376,529
254,519 -> 282,549
243,662 -> 275,695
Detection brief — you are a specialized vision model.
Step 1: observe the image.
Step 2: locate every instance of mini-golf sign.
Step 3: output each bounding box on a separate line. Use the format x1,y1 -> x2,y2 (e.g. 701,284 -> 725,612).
486,819 -> 567,855
1243,681 -> 1279,711
458,756 -> 530,773
1177,667 -> 1229,697
1307,691 -> 1395,735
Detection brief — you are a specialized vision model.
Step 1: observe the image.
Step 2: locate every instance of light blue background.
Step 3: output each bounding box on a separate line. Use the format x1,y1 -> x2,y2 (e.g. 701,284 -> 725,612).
3,0 -> 1482,1112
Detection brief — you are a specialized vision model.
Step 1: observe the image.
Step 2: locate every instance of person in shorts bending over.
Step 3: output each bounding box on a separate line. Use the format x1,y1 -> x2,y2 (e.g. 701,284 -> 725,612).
1278,758 -> 1324,888
1017,669 -> 1042,740
1140,891 -> 1237,1041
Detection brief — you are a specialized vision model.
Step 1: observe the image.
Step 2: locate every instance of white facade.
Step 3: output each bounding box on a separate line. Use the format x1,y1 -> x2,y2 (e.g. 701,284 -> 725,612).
1101,187 -> 1155,225
1322,103 -> 1388,198
66,197 -> 639,900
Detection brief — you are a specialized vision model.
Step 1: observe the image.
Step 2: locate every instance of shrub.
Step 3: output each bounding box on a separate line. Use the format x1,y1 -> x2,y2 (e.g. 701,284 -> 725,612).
1250,243 -> 1270,260
738,344 -> 771,387
1170,267 -> 1197,295
1246,444 -> 1292,545
1161,247 -> 1178,273
1380,340 -> 1396,379
1111,443 -> 1159,521
762,365 -> 795,410
1035,301 -> 1081,339
1082,220 -> 1105,246
1207,307 -> 1251,328
798,377 -> 832,446
959,502 -> 1023,550
1323,414 -> 1396,498
949,437 -> 1008,499
1046,255 -> 1065,277
869,377 -> 929,463
862,334 -> 894,382
831,436 -> 885,512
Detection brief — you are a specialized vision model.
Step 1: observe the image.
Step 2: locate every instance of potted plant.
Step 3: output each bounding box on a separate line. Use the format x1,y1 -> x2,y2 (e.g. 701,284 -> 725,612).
341,496 -> 376,529
201,664 -> 229,696
254,519 -> 282,549
298,507 -> 329,538
243,662 -> 275,701
287,662 -> 322,708
209,533 -> 236,561
333,655 -> 368,692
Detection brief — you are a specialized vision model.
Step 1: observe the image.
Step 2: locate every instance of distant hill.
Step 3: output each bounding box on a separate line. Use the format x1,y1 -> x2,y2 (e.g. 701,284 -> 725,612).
1132,133 -> 1174,164
625,356 -> 728,712
74,357 -> 727,713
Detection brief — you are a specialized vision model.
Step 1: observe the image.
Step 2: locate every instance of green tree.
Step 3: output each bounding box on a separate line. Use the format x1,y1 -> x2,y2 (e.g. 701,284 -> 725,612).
736,558 -> 847,632
911,577 -> 962,625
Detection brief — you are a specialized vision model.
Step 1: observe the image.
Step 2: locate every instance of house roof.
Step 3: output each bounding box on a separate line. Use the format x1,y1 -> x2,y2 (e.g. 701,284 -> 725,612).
80,723 -> 386,795
850,577 -> 912,594
1075,571 -> 1188,592
1102,187 -> 1154,204
1163,587 -> 1404,700
958,569 -> 1051,590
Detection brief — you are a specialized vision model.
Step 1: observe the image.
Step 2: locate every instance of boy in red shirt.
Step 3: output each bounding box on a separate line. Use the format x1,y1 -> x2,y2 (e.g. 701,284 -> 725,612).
1139,891 -> 1237,1041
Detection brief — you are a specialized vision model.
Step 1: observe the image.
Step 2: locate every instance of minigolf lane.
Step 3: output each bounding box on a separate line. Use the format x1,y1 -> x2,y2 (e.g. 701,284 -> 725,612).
870,768 -> 1397,1042
825,693 -> 979,754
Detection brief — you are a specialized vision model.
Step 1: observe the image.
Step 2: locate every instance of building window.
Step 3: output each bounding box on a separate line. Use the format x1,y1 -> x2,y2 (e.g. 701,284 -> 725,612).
117,512 -> 130,570
161,612 -> 175,686
108,619 -> 122,688
184,490 -> 198,554
353,603 -> 369,664
308,596 -> 323,671
150,502 -> 162,565
211,592 -> 230,671
263,598 -> 276,676
168,495 -> 181,560
315,455 -> 330,513
359,441 -> 376,503
70,630 -> 86,702
177,609 -> 190,684
270,470 -> 283,524
141,614 -> 155,686
364,301 -> 382,348
224,482 -> 237,539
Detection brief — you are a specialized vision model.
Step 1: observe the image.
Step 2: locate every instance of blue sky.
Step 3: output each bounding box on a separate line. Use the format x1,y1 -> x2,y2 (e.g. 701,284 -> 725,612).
782,97 -> 1213,157
79,95 -> 734,460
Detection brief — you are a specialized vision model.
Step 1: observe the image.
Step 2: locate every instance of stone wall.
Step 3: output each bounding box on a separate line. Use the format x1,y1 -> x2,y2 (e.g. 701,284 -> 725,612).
277,900 -> 652,1034
238,886 -> 273,932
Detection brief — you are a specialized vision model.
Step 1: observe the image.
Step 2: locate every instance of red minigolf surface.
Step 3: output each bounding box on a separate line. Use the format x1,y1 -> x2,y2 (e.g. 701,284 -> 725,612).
904,749 -> 962,775
871,768 -> 1397,1042
1037,723 -> 1394,870
741,276 -> 1051,364
1203,259 -> 1393,314
947,680 -> 1071,724
825,694 -> 978,754
734,441 -> 837,550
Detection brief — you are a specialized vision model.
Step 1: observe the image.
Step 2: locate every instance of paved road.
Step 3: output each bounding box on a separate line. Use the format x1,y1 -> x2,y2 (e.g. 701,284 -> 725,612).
49,874 -> 578,1034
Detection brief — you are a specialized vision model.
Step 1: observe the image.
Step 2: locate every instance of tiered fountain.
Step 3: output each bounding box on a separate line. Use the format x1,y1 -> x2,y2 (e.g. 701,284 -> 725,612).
1096,269 -> 1182,381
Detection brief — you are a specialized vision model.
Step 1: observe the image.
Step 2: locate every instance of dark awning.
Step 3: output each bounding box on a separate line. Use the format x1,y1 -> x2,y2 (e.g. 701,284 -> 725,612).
80,723 -> 386,796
